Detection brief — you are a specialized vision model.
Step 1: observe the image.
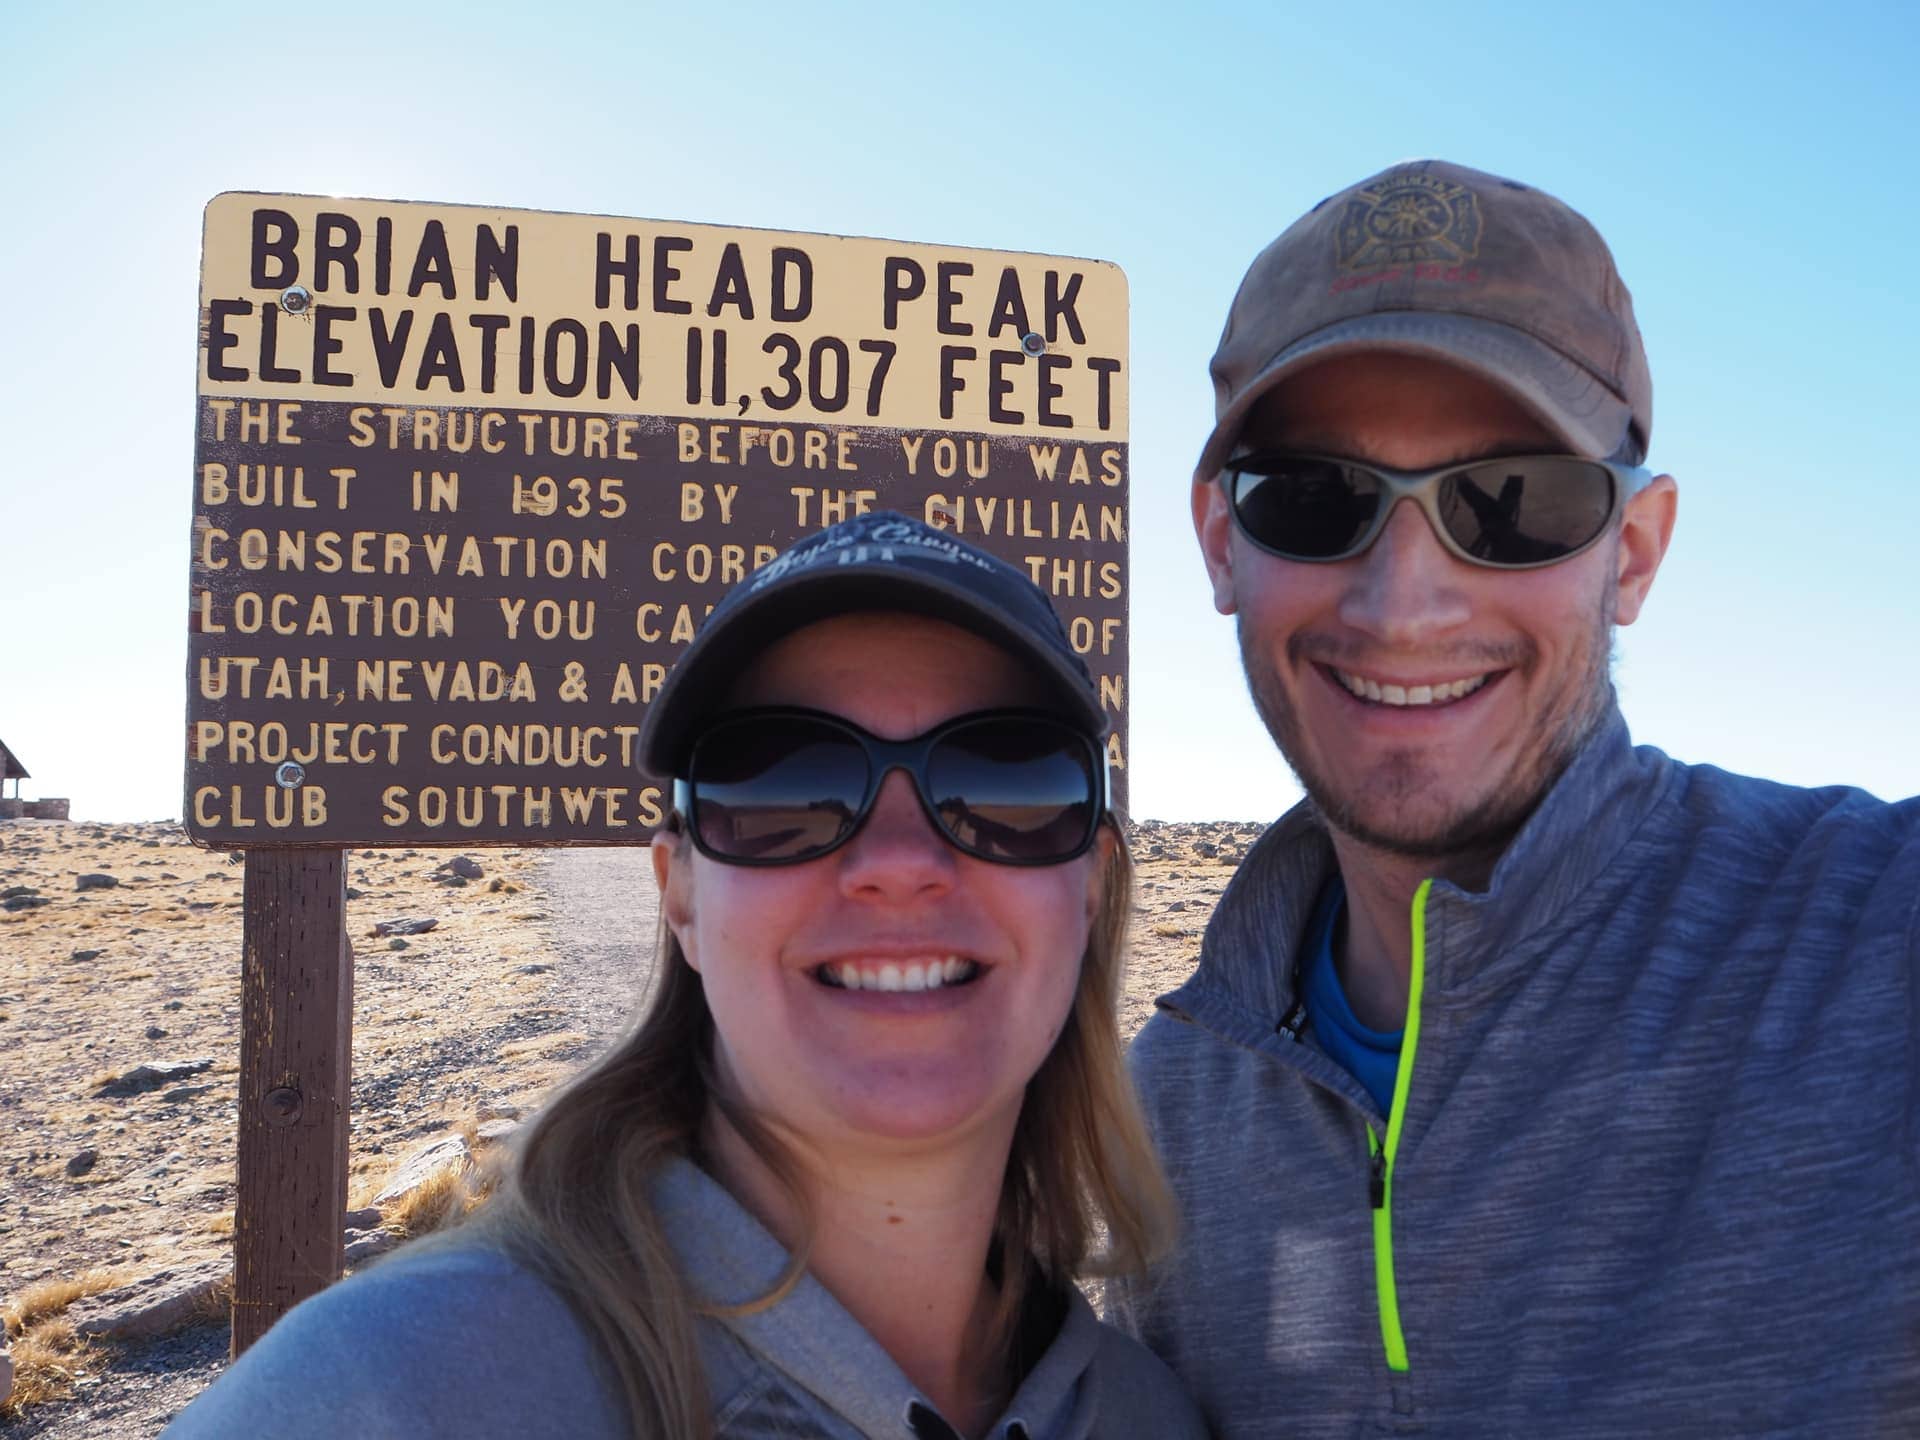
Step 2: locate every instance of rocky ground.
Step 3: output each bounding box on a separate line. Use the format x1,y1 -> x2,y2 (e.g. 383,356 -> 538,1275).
0,814 -> 1266,1436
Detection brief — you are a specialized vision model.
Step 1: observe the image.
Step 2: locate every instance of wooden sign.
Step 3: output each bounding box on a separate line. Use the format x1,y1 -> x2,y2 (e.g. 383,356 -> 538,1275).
187,195 -> 1132,846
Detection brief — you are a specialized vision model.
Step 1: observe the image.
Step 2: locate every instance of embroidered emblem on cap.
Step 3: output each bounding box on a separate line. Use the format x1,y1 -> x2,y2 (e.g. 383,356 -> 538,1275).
741,515 -> 998,595
1335,170 -> 1482,271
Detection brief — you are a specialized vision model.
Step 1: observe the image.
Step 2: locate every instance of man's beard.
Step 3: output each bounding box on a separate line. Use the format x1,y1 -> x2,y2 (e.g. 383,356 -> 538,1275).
1237,601 -> 1615,863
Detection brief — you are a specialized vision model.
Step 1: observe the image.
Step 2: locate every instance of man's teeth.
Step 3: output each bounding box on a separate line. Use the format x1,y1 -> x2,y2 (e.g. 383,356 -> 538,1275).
820,958 -> 979,992
1333,669 -> 1489,706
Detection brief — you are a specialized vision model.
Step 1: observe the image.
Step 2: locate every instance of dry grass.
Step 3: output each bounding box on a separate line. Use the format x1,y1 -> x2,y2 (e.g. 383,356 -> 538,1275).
186,1271 -> 235,1328
2,1317 -> 101,1417
4,1267 -> 131,1335
377,1151 -> 500,1240
380,1163 -> 465,1238
498,1031 -> 588,1063
1,1267 -> 131,1418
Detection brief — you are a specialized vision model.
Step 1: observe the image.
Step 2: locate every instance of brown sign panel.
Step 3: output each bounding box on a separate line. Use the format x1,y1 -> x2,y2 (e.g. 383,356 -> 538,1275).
187,195 -> 1129,846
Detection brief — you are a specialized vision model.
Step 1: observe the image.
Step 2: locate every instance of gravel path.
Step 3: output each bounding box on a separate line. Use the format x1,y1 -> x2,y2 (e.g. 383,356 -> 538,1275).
6,848 -> 654,1438
533,846 -> 661,1059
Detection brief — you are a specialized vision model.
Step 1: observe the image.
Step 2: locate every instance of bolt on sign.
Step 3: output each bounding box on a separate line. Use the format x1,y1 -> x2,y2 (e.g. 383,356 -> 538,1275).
186,195 -> 1130,846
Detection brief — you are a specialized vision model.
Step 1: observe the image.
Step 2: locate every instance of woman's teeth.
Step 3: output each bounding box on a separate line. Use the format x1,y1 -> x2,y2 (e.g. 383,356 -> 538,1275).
1333,668 -> 1490,706
817,958 -> 979,992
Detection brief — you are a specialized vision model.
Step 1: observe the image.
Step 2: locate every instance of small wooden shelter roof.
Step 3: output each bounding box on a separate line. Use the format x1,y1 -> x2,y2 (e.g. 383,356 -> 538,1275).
0,739 -> 28,782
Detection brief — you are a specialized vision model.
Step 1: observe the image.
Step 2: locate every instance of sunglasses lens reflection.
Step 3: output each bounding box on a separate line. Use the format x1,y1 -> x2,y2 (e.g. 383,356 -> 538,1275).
929,719 -> 1098,863
688,714 -> 1098,866
1439,459 -> 1615,565
1233,458 -> 1382,560
693,717 -> 868,862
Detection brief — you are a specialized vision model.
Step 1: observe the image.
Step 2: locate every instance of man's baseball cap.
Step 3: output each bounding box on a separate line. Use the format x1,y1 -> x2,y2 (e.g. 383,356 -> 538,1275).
639,511 -> 1106,776
1196,159 -> 1652,482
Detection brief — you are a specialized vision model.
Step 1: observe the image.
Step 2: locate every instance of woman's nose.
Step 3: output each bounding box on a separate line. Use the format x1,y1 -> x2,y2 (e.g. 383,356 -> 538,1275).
835,769 -> 958,902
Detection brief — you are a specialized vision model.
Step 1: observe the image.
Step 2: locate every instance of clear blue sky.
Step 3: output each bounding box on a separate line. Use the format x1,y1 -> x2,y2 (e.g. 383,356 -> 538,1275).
3,0 -> 1915,823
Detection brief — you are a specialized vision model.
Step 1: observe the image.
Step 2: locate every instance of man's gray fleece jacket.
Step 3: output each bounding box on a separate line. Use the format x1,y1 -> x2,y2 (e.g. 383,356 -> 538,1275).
1110,710 -> 1920,1438
165,1160 -> 1203,1438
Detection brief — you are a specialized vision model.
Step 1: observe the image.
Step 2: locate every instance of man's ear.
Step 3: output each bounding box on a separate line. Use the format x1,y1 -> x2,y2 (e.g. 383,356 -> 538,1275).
1194,478 -> 1240,615
652,833 -> 700,971
1614,474 -> 1678,626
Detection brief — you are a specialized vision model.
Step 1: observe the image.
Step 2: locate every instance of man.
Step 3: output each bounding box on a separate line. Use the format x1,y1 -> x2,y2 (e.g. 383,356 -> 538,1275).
1111,159 -> 1920,1437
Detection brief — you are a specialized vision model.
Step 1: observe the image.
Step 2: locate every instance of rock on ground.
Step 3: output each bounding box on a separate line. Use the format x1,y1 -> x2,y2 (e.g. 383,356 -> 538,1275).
371,916 -> 438,937
371,1134 -> 471,1206
66,1261 -> 231,1342
93,1059 -> 215,1098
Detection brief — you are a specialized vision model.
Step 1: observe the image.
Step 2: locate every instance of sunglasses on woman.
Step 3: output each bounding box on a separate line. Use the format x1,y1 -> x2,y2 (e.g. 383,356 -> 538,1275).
1224,450 -> 1655,570
672,708 -> 1108,867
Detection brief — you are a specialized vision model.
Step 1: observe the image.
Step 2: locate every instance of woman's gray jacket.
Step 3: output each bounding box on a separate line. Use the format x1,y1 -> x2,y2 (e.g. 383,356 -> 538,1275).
165,1159 -> 1204,1439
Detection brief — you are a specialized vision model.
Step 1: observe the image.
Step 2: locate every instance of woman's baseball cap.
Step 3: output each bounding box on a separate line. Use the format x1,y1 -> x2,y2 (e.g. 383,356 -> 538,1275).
639,511 -> 1106,776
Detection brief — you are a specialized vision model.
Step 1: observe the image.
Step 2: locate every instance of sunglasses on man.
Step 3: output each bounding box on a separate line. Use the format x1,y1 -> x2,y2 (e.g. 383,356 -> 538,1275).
1224,451 -> 1656,569
673,708 -> 1109,868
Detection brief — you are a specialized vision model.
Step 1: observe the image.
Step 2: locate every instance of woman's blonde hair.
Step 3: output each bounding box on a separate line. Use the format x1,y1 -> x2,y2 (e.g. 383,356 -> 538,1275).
472,820 -> 1175,1438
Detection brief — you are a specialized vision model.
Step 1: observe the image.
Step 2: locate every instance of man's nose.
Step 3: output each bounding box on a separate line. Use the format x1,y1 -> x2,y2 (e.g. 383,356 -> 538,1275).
1336,499 -> 1472,644
836,769 -> 958,902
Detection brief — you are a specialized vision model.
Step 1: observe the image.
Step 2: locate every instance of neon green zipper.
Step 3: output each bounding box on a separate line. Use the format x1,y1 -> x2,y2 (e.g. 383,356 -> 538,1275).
1367,876 -> 1431,1374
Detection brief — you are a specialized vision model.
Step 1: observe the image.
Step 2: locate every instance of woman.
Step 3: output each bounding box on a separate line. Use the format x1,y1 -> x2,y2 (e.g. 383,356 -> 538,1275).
165,512 -> 1201,1440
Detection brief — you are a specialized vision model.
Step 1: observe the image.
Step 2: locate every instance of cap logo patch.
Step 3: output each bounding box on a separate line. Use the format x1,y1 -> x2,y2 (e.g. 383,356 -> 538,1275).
742,516 -> 998,595
1336,170 -> 1482,271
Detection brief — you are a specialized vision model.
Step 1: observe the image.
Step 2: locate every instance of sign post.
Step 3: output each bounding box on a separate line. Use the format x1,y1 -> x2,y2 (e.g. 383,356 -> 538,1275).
231,850 -> 351,1353
189,193 -> 1132,1347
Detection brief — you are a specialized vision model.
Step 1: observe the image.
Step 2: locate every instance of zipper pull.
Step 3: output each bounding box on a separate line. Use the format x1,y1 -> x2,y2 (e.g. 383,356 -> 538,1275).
1369,1144 -> 1388,1209
1276,999 -> 1306,1042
